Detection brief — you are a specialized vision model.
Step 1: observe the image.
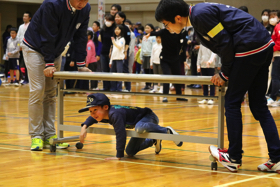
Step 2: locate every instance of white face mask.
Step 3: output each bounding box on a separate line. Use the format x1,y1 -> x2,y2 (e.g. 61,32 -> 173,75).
269,17 -> 278,26
105,21 -> 112,27
262,15 -> 269,22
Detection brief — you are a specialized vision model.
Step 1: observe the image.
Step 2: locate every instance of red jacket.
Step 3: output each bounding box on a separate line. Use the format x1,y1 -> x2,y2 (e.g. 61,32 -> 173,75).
272,23 -> 280,52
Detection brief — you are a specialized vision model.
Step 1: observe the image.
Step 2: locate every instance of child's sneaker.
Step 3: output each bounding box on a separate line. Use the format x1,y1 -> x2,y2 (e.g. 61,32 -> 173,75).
207,99 -> 214,105
198,99 -> 208,104
166,126 -> 183,147
162,97 -> 168,102
209,145 -> 241,172
44,135 -> 70,149
267,98 -> 278,107
258,160 -> 280,173
154,139 -> 162,154
31,138 -> 43,151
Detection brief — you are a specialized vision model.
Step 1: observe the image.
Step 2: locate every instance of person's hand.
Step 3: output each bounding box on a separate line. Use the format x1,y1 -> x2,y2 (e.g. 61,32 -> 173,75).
187,40 -> 192,45
79,125 -> 87,143
206,61 -> 212,68
184,61 -> 190,69
86,63 -> 89,68
109,64 -> 112,68
141,60 -> 143,64
111,37 -> 115,41
44,67 -> 56,77
211,73 -> 225,86
70,61 -> 75,67
7,52 -> 12,56
105,157 -> 122,160
194,45 -> 200,50
150,65 -> 153,69
96,56 -> 100,61
124,51 -> 127,60
5,55 -> 8,60
197,66 -> 201,73
78,67 -> 92,72
217,67 -> 221,71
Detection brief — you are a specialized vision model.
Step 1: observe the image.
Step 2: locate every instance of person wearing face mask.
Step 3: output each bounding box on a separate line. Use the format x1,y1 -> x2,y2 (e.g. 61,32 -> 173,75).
99,14 -> 116,91
261,9 -> 273,34
269,10 -> 280,28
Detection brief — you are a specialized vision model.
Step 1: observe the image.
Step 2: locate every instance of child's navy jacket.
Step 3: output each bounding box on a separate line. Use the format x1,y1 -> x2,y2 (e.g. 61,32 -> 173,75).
23,0 -> 91,68
190,3 -> 274,81
82,105 -> 152,158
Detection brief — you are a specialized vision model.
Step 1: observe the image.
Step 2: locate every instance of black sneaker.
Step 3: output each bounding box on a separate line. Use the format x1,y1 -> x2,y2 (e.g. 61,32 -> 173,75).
176,98 -> 188,101
166,126 -> 183,147
154,139 -> 162,154
162,97 -> 168,102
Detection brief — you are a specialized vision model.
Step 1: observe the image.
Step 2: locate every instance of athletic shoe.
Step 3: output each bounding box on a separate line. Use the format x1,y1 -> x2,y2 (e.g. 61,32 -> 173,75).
8,80 -> 13,86
207,99 -> 214,105
154,139 -> 162,154
198,99 -> 208,104
162,97 -> 168,102
166,126 -> 183,147
13,81 -> 20,87
267,98 -> 278,107
44,135 -> 70,149
208,145 -> 241,172
257,160 -> 280,173
158,89 -> 163,94
122,89 -> 130,92
149,89 -> 157,93
31,138 -> 43,151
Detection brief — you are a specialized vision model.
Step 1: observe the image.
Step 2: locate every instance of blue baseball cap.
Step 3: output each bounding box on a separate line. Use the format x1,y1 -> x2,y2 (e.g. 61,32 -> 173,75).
78,93 -> 110,113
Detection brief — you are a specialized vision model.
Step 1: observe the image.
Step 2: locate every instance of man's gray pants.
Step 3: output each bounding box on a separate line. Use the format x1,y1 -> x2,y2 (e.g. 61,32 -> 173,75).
22,45 -> 61,140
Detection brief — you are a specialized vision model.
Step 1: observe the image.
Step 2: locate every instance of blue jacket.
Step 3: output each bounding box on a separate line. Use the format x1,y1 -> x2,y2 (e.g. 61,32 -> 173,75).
23,0 -> 91,68
189,3 -> 274,80
82,105 -> 152,158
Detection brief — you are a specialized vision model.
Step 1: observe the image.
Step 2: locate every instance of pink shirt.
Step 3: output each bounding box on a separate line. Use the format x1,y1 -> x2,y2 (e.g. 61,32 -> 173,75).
86,40 -> 97,64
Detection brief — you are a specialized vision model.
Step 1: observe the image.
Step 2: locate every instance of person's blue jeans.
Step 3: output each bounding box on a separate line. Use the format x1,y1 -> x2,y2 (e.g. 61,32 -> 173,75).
100,54 -> 111,91
225,45 -> 280,162
270,57 -> 280,101
123,49 -> 131,91
110,60 -> 123,91
125,112 -> 167,156
60,56 -> 66,71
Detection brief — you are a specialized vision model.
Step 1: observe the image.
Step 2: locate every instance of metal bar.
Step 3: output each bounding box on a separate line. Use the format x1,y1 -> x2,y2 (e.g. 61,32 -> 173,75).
53,72 -> 213,85
217,86 -> 225,148
57,125 -> 218,145
49,135 -> 80,145
57,79 -> 64,138
61,89 -> 218,100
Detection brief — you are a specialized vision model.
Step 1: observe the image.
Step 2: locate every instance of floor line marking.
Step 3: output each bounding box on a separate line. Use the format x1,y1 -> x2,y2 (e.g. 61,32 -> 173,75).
214,173 -> 278,187
1,146 -> 280,179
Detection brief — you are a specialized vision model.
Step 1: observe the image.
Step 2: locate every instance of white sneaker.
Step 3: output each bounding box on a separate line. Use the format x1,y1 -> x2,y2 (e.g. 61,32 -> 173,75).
258,159 -> 280,173
209,145 -> 241,172
198,99 -> 208,104
149,89 -> 156,93
157,89 -> 163,93
207,99 -> 214,105
166,126 -> 183,147
267,98 -> 278,107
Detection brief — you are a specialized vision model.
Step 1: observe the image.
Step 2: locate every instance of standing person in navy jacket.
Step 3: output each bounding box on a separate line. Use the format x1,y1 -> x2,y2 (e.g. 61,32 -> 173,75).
22,0 -> 91,151
155,0 -> 280,173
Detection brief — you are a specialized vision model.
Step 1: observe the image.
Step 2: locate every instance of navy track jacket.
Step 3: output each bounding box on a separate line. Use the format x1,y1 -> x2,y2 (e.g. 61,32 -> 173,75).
189,3 -> 274,81
23,0 -> 91,68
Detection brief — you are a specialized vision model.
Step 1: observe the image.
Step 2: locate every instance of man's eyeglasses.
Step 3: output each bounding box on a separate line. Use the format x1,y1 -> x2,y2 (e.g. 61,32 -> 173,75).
163,22 -> 170,29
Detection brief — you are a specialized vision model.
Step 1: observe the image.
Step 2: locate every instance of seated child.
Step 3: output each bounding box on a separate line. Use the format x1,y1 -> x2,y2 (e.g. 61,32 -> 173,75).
79,93 -> 183,160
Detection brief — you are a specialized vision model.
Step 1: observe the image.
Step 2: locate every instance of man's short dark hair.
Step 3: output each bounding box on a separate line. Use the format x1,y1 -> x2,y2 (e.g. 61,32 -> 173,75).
239,6 -> 249,13
155,0 -> 189,23
125,19 -> 132,25
24,11 -> 32,18
261,9 -> 271,16
111,4 -> 122,12
10,27 -> 18,33
93,21 -> 100,28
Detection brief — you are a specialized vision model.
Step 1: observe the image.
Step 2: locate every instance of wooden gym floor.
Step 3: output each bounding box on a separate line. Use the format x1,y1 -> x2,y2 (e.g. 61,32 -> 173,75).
0,82 -> 280,187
